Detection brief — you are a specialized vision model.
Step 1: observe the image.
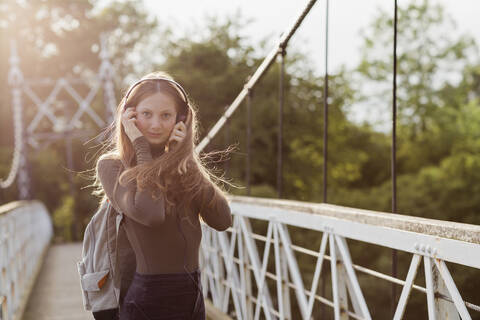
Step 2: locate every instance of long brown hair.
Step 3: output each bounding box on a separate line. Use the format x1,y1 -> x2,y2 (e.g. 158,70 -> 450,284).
92,71 -> 233,215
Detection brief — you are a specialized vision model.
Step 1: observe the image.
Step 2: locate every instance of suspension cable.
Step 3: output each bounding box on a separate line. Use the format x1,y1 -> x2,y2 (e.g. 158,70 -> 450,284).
391,0 -> 399,316
0,42 -> 24,189
195,0 -> 319,153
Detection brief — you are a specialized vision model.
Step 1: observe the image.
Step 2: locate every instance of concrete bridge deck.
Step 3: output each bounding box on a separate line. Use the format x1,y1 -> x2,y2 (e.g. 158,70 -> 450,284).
20,243 -> 225,320
23,243 -> 91,320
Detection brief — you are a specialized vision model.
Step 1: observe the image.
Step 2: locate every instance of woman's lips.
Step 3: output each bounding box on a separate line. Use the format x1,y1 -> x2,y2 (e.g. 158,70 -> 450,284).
147,133 -> 163,139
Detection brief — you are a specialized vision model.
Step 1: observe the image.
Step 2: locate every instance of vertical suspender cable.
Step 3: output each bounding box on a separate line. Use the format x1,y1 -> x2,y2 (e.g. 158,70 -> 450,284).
323,0 -> 330,203
246,89 -> 252,196
391,0 -> 399,315
278,49 -> 286,198
321,1 -> 330,318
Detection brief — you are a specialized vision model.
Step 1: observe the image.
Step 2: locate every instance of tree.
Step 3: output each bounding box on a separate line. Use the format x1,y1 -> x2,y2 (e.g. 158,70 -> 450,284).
357,0 -> 478,135
0,0 -> 167,240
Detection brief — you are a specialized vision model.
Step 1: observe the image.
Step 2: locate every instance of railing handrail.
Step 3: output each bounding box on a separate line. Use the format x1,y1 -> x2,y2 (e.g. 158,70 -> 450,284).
227,195 -> 480,245
226,195 -> 480,271
0,201 -> 52,320
0,200 -> 39,216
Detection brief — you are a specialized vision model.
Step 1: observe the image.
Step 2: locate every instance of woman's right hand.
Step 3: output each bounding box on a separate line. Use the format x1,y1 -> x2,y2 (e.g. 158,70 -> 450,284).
122,107 -> 143,142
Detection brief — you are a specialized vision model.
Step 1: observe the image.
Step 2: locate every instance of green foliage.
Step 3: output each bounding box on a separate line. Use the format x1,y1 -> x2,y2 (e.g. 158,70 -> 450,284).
229,183 -> 277,198
357,0 -> 478,135
52,195 -> 75,242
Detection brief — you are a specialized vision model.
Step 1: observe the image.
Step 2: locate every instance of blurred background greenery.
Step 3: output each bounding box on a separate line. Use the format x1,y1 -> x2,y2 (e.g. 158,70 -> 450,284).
0,0 -> 479,318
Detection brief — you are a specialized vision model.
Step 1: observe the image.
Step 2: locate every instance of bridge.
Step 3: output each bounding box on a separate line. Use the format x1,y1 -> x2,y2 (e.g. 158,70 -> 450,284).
2,197 -> 480,319
1,0 -> 479,319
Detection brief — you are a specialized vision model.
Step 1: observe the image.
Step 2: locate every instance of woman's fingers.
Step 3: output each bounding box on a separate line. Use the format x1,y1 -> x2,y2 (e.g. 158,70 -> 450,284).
173,133 -> 185,142
123,118 -> 136,128
128,110 -> 137,120
168,130 -> 186,145
123,109 -> 136,122
168,134 -> 183,143
121,108 -> 142,142
122,108 -> 136,119
166,122 -> 188,152
121,110 -> 136,126
170,127 -> 186,139
174,121 -> 186,132
179,121 -> 187,131
175,130 -> 186,138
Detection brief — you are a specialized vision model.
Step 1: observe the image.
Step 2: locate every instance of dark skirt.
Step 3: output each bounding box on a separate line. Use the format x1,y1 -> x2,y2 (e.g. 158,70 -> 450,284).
119,269 -> 205,320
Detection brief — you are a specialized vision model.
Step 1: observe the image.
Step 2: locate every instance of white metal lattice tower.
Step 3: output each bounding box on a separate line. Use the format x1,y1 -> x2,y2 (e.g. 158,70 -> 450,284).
1,35 -> 117,200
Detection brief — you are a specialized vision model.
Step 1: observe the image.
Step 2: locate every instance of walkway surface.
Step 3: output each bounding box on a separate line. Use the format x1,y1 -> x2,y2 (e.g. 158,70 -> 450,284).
23,243 -> 92,320
22,243 -> 223,320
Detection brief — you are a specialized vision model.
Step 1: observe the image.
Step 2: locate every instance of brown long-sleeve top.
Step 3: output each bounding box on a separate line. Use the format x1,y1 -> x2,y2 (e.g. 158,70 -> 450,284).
97,136 -> 232,274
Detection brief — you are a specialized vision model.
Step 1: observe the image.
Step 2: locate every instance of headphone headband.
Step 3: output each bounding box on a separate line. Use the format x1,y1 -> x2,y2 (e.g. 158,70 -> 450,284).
123,77 -> 189,108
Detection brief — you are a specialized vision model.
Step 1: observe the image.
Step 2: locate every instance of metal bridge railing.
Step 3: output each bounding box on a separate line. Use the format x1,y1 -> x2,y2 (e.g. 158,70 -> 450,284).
199,196 -> 480,320
0,201 -> 52,320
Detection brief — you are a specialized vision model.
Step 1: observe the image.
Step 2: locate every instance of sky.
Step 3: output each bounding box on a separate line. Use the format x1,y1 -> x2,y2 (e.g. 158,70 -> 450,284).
143,0 -> 480,74
141,0 -> 480,129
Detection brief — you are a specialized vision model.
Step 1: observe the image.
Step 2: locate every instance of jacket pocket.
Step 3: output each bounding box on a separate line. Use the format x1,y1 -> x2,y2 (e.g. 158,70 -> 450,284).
80,269 -> 110,292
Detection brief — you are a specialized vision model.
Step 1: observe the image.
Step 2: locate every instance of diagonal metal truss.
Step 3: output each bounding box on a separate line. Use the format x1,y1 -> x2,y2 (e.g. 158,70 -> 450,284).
23,36 -> 115,148
201,215 -> 372,320
199,197 -> 479,319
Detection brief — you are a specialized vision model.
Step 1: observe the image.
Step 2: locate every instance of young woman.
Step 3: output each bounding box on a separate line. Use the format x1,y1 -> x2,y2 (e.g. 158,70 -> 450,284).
93,71 -> 232,319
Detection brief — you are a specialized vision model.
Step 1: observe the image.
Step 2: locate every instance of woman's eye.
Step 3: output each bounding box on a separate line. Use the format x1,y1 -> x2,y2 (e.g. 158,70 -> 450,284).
142,111 -> 151,116
162,113 -> 171,119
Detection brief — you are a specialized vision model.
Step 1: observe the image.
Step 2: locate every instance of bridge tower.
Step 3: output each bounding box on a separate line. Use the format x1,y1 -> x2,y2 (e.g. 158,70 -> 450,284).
1,35 -> 117,202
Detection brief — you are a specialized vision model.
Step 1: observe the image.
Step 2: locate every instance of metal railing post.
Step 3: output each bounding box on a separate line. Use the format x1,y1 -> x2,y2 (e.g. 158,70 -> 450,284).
240,224 -> 254,319
280,235 -> 292,319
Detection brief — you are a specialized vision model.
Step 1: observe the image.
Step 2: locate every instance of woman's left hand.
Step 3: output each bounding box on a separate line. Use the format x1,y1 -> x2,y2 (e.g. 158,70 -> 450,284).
166,121 -> 187,152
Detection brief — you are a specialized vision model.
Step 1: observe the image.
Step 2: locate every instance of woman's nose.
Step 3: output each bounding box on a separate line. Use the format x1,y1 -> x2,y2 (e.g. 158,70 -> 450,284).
150,117 -> 163,129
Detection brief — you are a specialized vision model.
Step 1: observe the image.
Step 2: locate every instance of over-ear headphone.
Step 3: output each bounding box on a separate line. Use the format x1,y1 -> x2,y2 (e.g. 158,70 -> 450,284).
123,77 -> 189,123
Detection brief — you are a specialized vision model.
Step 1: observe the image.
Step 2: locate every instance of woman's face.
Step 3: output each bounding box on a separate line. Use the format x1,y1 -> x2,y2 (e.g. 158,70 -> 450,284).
134,91 -> 178,146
